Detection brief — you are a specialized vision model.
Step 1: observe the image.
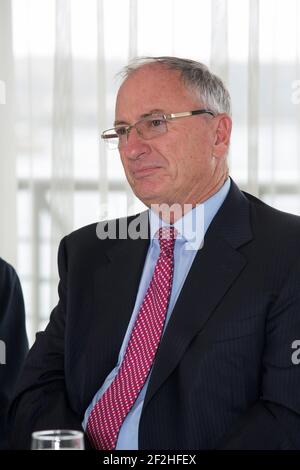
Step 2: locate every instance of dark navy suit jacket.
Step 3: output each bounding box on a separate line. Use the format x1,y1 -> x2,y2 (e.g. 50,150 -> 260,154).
0,258 -> 28,449
8,180 -> 300,449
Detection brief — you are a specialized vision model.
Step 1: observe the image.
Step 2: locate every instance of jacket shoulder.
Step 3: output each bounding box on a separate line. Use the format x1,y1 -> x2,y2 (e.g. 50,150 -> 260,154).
61,211 -> 148,258
243,190 -> 300,238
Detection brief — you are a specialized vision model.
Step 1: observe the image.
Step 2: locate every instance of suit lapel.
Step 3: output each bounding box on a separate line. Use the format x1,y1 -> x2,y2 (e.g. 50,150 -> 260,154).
143,180 -> 253,409
85,214 -> 150,403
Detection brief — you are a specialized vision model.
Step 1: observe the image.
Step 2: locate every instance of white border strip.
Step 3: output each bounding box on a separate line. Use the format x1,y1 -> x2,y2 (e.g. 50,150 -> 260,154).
0,80 -> 5,104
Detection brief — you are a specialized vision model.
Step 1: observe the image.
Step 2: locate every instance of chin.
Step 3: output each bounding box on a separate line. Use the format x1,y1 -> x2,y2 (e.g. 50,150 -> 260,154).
133,191 -> 165,208
133,181 -> 163,202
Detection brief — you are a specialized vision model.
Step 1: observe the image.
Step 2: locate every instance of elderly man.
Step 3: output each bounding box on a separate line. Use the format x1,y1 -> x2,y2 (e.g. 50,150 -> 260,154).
9,57 -> 300,450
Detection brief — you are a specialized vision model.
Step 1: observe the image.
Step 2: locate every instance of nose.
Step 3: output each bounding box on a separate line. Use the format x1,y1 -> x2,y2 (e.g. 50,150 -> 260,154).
121,127 -> 151,160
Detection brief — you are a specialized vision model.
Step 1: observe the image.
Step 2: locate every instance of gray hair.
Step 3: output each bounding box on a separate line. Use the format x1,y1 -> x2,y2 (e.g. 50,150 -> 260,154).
120,56 -> 231,116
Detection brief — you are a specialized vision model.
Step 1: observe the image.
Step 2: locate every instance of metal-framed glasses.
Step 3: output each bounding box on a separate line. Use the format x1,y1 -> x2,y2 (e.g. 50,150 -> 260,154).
101,109 -> 215,150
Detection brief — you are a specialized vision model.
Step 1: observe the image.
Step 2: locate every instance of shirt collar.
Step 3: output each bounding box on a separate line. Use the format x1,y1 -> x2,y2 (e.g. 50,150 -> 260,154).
149,178 -> 231,248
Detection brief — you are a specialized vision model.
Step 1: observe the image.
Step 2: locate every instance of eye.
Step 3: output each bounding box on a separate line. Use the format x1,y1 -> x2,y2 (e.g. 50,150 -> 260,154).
115,127 -> 127,137
151,118 -> 164,127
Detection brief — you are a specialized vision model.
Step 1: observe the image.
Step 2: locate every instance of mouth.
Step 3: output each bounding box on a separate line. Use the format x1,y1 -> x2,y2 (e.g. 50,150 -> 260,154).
132,166 -> 162,179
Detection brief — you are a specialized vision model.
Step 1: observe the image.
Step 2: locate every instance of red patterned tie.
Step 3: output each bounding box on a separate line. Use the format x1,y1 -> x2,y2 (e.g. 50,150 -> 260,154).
86,226 -> 176,450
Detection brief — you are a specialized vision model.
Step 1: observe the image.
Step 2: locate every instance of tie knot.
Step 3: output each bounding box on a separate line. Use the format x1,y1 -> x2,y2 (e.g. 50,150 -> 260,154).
157,226 -> 176,257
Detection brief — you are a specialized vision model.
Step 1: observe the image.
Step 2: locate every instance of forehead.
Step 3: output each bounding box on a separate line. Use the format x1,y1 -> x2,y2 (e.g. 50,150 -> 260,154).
115,64 -> 201,120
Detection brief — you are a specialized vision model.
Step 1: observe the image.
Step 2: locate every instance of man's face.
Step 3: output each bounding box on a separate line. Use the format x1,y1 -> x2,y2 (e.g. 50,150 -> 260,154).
115,64 -> 229,208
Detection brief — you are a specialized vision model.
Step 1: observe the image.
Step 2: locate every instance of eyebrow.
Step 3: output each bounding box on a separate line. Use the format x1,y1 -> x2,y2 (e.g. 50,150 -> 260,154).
140,109 -> 165,118
114,109 -> 165,127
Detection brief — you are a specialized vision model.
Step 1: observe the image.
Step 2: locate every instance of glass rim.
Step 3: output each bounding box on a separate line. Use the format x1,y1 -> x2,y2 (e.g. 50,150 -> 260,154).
101,108 -> 215,147
102,114 -> 168,139
32,430 -> 84,441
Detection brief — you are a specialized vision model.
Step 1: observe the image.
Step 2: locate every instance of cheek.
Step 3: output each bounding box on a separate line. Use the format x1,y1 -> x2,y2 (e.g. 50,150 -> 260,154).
160,134 -> 186,167
119,153 -> 129,171
119,155 -> 133,183
183,129 -> 213,161
174,142 -> 213,183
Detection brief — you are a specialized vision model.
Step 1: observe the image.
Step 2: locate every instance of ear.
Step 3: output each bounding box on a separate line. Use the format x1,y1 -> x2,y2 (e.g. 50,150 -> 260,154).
212,114 -> 232,158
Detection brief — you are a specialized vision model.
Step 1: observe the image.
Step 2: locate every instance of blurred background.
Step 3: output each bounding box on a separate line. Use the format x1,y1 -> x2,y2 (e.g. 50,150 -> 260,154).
0,0 -> 300,344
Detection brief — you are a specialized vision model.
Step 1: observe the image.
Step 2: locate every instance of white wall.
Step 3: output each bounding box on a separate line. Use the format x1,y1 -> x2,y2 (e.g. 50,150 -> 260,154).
0,0 -> 17,266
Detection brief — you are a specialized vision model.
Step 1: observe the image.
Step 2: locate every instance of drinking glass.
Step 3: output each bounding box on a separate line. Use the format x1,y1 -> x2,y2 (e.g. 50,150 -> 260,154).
31,430 -> 85,450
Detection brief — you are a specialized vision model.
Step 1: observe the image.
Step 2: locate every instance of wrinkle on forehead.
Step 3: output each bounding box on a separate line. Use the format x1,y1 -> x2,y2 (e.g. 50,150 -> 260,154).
115,64 -> 202,122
